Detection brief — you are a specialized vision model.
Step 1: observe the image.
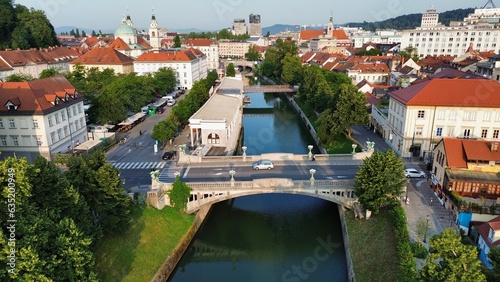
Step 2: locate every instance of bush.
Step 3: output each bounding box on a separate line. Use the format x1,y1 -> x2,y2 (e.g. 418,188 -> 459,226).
410,242 -> 428,259
390,205 -> 418,282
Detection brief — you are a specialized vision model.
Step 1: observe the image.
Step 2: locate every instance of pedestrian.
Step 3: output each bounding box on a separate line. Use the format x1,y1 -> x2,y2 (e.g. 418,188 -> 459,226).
139,130 -> 142,135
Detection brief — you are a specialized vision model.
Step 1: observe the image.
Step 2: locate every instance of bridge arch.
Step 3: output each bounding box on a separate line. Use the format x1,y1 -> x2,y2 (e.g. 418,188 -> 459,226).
147,178 -> 357,214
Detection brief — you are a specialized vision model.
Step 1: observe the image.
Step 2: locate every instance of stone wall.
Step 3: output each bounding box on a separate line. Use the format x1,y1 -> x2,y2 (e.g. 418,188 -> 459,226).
150,204 -> 212,282
339,206 -> 356,282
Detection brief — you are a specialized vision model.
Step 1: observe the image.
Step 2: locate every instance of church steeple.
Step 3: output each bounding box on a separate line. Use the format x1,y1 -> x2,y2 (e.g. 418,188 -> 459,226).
150,8 -> 158,29
125,8 -> 134,27
327,12 -> 334,36
149,8 -> 161,50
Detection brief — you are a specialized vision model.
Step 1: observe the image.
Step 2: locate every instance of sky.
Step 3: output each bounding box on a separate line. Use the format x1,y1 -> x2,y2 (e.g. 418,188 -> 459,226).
14,0 -> 492,32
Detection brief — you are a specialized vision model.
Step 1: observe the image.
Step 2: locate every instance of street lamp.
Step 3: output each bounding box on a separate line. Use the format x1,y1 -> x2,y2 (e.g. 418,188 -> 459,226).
309,168 -> 316,181
308,145 -> 313,160
423,215 -> 430,243
229,170 -> 235,181
242,146 -> 247,162
351,143 -> 357,154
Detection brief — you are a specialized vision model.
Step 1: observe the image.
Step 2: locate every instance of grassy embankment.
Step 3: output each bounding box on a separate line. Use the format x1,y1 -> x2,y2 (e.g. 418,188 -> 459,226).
93,206 -> 194,282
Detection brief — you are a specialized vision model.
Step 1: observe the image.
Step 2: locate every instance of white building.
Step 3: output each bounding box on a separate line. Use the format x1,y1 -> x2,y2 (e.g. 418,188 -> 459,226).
352,30 -> 402,48
218,40 -> 251,58
0,76 -> 87,162
134,48 -> 208,89
184,39 -> 219,71
148,11 -> 162,50
372,78 -> 500,159
401,6 -> 500,58
232,18 -> 247,36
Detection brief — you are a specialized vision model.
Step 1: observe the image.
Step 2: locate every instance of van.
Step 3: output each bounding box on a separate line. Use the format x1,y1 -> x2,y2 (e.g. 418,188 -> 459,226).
141,106 -> 149,113
163,93 -> 176,100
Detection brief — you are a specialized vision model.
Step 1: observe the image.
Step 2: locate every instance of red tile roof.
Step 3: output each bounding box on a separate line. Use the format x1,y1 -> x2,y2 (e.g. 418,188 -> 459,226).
476,216 -> 500,249
300,30 -> 324,41
331,29 -> 349,40
442,138 -> 467,168
185,38 -> 215,47
390,79 -> 500,107
137,36 -> 152,49
109,37 -> 130,50
0,76 -> 79,114
349,62 -> 390,73
462,139 -> 500,162
70,47 -> 134,65
135,49 -> 203,62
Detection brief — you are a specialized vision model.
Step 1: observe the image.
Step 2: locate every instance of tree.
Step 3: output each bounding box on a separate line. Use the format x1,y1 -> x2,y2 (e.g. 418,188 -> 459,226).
168,176 -> 192,212
486,247 -> 500,282
244,44 -> 260,61
91,30 -> 96,36
16,7 -> 58,48
399,46 -> 420,62
173,34 -> 181,48
81,30 -> 86,37
420,228 -> 486,282
39,67 -> 60,79
331,84 -> 369,136
206,69 -> 218,89
226,62 -> 236,77
415,216 -> 432,245
151,119 -> 178,144
5,73 -> 33,81
354,150 -> 407,213
281,54 -> 303,85
154,67 -> 177,94
265,31 -> 270,37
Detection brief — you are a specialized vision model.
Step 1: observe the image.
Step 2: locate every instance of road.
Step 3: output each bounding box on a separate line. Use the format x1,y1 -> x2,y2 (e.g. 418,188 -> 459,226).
158,163 -> 360,183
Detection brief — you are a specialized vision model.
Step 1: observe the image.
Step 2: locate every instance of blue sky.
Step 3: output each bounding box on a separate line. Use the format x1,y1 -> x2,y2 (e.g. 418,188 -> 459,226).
15,0 -> 489,31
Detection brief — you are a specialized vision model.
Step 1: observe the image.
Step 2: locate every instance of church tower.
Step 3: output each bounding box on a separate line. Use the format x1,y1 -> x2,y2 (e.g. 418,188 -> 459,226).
327,14 -> 334,36
149,9 -> 161,50
125,8 -> 134,27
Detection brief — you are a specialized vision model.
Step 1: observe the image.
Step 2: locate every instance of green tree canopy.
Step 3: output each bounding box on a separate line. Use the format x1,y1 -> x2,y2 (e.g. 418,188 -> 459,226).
5,73 -> 33,82
245,44 -> 260,61
173,34 -> 181,48
39,67 -> 61,79
280,53 -> 303,85
420,228 -> 486,282
168,177 -> 192,212
226,62 -> 236,77
152,119 -> 178,144
486,247 -> 500,282
354,150 -> 407,213
331,84 -> 369,136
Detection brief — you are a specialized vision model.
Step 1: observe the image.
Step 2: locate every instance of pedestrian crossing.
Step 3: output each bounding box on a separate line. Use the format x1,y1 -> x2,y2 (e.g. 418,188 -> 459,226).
109,161 -> 167,170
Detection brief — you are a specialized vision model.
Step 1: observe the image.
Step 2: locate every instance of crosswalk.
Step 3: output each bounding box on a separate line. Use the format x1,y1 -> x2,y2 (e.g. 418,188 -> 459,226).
110,161 -> 168,170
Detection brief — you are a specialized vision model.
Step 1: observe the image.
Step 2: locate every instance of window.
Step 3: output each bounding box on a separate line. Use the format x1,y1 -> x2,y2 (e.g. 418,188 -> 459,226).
8,119 -> 15,128
415,127 -> 423,136
0,137 -> 6,146
494,130 -> 499,139
35,136 -> 42,146
0,119 -> 3,128
496,112 -> 500,121
12,137 -> 18,146
61,111 -> 66,121
72,106 -> 77,116
55,113 -> 60,123
80,117 -> 84,127
75,120 -> 79,130
78,104 -> 82,114
463,111 -> 476,121
437,110 -> 445,120
448,127 -> 455,137
481,129 -> 488,138
484,111 -> 491,121
67,108 -> 72,118
464,129 -> 472,138
50,132 -> 56,143
33,119 -> 39,128
449,110 -> 456,120
417,110 -> 425,119
63,125 -> 68,136
57,128 -> 62,140
436,128 -> 443,136
48,116 -> 54,126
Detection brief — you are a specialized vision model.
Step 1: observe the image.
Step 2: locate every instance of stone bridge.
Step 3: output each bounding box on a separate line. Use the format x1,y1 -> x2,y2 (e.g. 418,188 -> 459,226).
225,60 -> 256,71
148,178 -> 356,214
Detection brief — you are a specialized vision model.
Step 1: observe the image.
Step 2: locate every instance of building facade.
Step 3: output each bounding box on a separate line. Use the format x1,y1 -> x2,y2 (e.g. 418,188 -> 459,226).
134,48 -> 208,89
184,39 -> 219,71
401,6 -> 500,58
232,18 -> 246,36
69,47 -> 135,74
248,14 -> 262,37
372,78 -> 500,159
0,76 -> 87,162
218,40 -> 251,58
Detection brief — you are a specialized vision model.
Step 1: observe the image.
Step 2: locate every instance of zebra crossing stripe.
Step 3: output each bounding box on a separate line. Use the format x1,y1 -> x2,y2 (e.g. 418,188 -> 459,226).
146,162 -> 156,169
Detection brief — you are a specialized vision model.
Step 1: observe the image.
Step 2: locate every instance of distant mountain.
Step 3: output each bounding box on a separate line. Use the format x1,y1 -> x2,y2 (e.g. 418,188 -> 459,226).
171,27 -> 216,34
344,8 -> 474,31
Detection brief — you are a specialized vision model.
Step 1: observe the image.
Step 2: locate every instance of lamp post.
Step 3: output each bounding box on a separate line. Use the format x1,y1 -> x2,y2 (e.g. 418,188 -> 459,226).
309,168 -> 316,181
229,170 -> 235,187
423,215 -> 430,243
242,146 -> 247,162
351,143 -> 357,154
308,145 -> 313,160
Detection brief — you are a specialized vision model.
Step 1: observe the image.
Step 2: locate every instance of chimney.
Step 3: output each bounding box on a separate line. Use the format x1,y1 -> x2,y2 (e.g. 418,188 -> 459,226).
491,142 -> 499,152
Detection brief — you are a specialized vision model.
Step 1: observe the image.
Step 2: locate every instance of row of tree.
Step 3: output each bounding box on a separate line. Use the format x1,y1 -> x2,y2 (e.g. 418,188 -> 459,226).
0,0 -> 58,50
185,29 -> 250,41
151,70 -> 218,145
65,65 -> 178,125
0,152 -> 132,280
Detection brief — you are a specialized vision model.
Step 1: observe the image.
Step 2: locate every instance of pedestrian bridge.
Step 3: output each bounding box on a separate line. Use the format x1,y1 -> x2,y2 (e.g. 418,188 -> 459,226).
243,85 -> 298,93
147,178 -> 356,214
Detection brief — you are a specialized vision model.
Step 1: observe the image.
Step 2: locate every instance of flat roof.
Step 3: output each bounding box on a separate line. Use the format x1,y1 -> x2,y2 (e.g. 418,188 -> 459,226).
190,94 -> 241,121
217,77 -> 243,94
446,169 -> 500,183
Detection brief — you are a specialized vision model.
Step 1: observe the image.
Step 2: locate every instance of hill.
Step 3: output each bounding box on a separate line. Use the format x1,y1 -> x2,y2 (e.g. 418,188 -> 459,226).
344,8 -> 474,31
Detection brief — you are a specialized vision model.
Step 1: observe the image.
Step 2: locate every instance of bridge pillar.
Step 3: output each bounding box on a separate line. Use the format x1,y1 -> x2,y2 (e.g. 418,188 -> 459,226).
242,146 -> 247,162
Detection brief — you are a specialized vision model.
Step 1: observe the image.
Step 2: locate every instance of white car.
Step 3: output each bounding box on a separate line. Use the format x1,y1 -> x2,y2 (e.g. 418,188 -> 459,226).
166,100 -> 176,107
252,160 -> 274,170
405,169 -> 426,178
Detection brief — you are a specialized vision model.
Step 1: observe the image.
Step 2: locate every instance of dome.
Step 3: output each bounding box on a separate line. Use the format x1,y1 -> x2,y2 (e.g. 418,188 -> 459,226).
114,24 -> 137,37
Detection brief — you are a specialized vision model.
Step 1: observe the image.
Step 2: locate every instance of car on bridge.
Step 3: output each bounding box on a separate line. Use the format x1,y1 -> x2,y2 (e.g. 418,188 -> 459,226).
252,160 -> 274,170
405,168 -> 426,178
162,151 -> 175,161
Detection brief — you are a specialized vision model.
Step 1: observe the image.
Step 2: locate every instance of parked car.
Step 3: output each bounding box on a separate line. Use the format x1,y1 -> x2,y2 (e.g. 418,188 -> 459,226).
252,160 -> 274,170
405,168 -> 426,178
162,151 -> 175,161
167,100 -> 176,107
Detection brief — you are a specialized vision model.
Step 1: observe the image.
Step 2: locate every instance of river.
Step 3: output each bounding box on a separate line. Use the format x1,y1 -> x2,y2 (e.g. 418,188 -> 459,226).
167,91 -> 347,282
